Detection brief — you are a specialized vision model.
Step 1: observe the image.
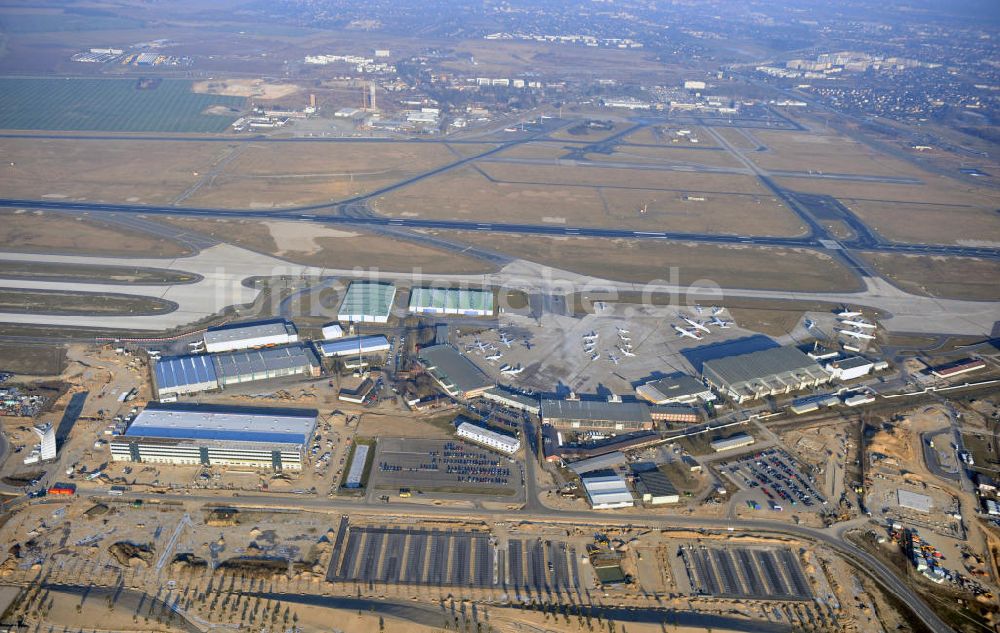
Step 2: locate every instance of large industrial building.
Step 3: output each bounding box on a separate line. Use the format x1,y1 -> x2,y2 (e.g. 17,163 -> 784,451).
581,473 -> 634,509
317,335 -> 391,358
109,403 -> 318,471
633,468 -> 680,505
152,344 -> 321,398
154,354 -> 219,398
635,374 -> 716,405
418,344 -> 493,399
540,399 -> 654,431
701,346 -> 831,403
407,287 -> 494,317
337,282 -> 397,323
455,420 -> 520,455
203,318 -> 298,353
213,344 -> 321,387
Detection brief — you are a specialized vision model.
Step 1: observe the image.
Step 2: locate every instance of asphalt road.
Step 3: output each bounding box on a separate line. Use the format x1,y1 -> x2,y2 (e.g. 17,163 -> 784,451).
83,485 -> 954,633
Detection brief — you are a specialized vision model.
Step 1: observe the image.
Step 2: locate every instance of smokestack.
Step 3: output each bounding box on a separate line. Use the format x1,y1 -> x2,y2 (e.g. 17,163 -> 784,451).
369,83 -> 376,111
309,93 -> 316,108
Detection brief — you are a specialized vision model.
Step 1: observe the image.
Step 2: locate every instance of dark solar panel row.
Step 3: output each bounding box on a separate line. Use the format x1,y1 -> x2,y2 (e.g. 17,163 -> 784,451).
755,550 -> 791,597
337,531 -> 362,580
778,549 -> 812,598
527,540 -> 546,592
474,537 -> 492,587
569,547 -> 581,589
359,531 -> 384,582
428,534 -> 449,585
381,532 -> 406,584
508,540 -> 523,588
325,516 -> 350,582
736,548 -> 766,599
711,549 -> 740,595
450,535 -> 470,586
404,533 -> 427,584
691,549 -> 720,595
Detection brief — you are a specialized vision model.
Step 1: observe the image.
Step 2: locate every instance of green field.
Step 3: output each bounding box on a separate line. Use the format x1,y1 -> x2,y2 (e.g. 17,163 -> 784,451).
0,78 -> 245,133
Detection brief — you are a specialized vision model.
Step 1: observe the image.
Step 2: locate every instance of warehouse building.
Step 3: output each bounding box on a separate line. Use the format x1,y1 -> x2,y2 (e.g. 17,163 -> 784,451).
824,356 -> 874,381
633,468 -> 680,505
456,420 -> 520,455
153,354 -> 219,397
213,344 -> 321,387
338,282 -> 397,323
109,403 -> 318,471
710,433 -> 755,452
317,335 -> 391,358
408,287 -> 494,316
418,344 -> 493,399
480,387 -> 540,415
344,444 -> 369,488
321,323 -> 344,340
635,374 -> 716,405
702,346 -> 831,403
581,472 -> 634,509
567,451 -> 627,475
203,318 -> 298,353
540,399 -> 653,431
649,404 -> 701,424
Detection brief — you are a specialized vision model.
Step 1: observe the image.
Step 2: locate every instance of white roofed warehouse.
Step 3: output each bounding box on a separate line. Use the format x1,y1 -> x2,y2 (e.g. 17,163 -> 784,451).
418,344 -> 493,399
540,399 -> 653,431
635,374 -> 716,405
581,473 -> 634,509
317,335 -> 391,358
702,346 -> 831,403
203,318 -> 298,353
109,403 -> 318,471
338,281 -> 397,323
408,287 -> 494,316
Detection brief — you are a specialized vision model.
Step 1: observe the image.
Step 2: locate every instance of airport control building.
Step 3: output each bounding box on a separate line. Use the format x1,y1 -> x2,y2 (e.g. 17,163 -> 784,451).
408,287 -> 494,317
417,344 -> 493,399
110,403 -> 318,471
701,346 -> 831,403
338,282 -> 397,323
203,318 -> 298,354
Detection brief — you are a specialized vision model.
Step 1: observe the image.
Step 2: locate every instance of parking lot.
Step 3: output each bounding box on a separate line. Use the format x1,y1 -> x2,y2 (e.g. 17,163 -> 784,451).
676,545 -> 812,600
718,448 -> 826,512
370,437 -> 523,496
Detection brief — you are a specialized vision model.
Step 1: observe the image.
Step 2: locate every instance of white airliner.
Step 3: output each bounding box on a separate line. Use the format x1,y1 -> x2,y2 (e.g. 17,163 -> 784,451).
804,319 -> 816,330
839,319 -> 876,330
500,365 -> 524,375
618,346 -> 636,357
607,353 -> 620,365
583,331 -> 599,340
681,315 -> 711,334
837,308 -> 863,318
710,316 -> 733,329
590,353 -> 600,361
694,304 -> 704,314
485,354 -> 502,361
838,329 -> 875,341
711,306 -> 724,316
617,327 -> 630,335
673,325 -> 703,341
499,332 -> 514,348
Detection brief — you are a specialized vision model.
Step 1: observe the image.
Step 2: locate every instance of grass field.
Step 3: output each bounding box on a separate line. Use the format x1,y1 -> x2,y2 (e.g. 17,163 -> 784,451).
0,78 -> 244,132
583,146 -> 744,168
182,141 -> 458,208
1,137 -> 231,204
622,125 -> 721,148
376,165 -> 806,236
0,289 -> 175,315
844,200 -> 1000,245
0,261 -> 196,284
0,211 -> 192,257
858,252 -> 1000,301
0,343 -> 67,375
750,129 -> 925,177
449,232 -> 861,291
162,217 -> 496,274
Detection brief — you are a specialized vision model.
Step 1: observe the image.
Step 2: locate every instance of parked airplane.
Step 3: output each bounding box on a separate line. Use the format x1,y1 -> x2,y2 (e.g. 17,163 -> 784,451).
709,316 -> 733,328
839,319 -> 876,330
711,306 -> 724,316
607,353 -> 620,365
590,353 -> 600,361
500,365 -> 524,375
485,354 -> 502,361
523,339 -> 534,350
673,325 -> 703,341
838,329 -> 875,341
618,347 -> 636,357
804,319 -> 816,330
583,331 -> 599,340
694,304 -> 704,314
837,307 -> 863,318
499,332 -> 514,348
617,326 -> 630,335
681,315 -> 711,334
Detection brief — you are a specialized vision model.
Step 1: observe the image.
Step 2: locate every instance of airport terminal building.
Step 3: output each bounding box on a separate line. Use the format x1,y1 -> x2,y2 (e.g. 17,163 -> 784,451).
418,344 -> 493,399
701,346 -> 831,403
540,399 -> 654,431
110,403 -> 318,471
